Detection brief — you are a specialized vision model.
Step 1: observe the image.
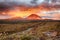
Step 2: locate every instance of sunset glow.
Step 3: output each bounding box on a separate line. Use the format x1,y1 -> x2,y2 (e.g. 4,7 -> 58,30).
6,7 -> 40,18
0,0 -> 60,20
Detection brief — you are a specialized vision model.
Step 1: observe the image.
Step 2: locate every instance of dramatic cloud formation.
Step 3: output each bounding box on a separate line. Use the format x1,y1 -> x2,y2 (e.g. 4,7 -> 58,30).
0,0 -> 45,6
0,0 -> 60,20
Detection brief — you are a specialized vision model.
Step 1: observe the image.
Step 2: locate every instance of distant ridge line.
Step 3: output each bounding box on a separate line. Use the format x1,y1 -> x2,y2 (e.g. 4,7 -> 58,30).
0,20 -> 60,24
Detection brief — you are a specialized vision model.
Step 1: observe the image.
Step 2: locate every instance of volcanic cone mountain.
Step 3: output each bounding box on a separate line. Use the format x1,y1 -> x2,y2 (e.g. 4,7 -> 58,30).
26,14 -> 41,20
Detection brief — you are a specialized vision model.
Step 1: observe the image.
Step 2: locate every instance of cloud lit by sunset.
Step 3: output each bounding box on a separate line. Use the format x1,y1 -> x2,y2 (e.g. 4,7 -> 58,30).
0,0 -> 60,20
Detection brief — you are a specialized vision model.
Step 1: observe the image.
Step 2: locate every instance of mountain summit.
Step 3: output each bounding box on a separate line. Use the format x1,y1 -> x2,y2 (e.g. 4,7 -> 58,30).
26,14 -> 41,20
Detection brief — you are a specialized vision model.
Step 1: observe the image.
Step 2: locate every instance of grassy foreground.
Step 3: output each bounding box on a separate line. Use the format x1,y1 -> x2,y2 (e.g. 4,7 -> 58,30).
0,21 -> 60,40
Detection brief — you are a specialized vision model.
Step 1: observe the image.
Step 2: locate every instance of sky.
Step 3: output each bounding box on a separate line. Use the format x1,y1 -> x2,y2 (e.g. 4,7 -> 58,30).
0,0 -> 60,20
